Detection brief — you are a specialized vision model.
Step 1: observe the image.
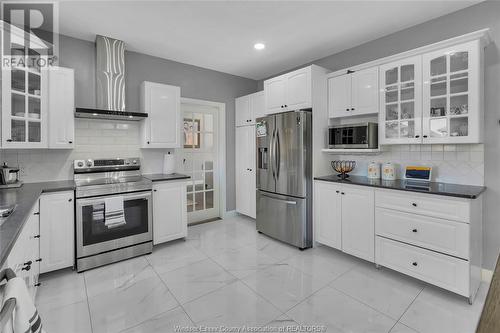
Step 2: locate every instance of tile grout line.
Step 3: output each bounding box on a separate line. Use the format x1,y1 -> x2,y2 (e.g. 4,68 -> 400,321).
389,285 -> 426,333
148,255 -> 198,326
82,271 -> 95,333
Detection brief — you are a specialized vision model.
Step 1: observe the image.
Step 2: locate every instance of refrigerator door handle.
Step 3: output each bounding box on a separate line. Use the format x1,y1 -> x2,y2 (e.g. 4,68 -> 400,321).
275,129 -> 281,180
270,127 -> 276,181
260,192 -> 297,205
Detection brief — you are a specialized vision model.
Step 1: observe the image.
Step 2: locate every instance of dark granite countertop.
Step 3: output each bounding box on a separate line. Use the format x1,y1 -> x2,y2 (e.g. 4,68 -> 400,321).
0,180 -> 75,268
143,173 -> 190,182
314,175 -> 486,199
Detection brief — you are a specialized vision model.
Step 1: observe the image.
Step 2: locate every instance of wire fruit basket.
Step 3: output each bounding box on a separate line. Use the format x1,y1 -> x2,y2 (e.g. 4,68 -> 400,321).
331,160 -> 356,179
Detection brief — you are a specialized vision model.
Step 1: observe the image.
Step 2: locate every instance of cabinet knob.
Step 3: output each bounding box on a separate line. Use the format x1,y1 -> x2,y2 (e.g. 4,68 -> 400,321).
6,139 -> 12,142
423,135 -> 428,138
68,141 -> 73,144
346,108 -> 350,111
336,190 -> 340,194
147,141 -> 150,144
35,258 -> 42,262
249,168 -> 252,171
22,265 -> 31,271
412,229 -> 418,233
341,192 -> 345,195
153,189 -> 157,192
414,135 -> 420,138
411,202 -> 417,207
284,105 -> 287,108
34,282 -> 41,287
412,262 -> 418,267
33,212 -> 40,215
33,235 -> 40,239
351,108 -> 355,111
23,260 -> 32,266
68,198 -> 72,202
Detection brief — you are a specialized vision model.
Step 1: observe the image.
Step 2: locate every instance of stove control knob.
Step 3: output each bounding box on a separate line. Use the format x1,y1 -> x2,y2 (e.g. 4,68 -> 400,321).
86,159 -> 93,167
77,161 -> 84,168
132,160 -> 137,165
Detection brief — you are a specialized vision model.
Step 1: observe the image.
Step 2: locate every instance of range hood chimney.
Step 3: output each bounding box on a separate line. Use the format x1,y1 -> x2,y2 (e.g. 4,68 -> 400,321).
75,35 -> 147,121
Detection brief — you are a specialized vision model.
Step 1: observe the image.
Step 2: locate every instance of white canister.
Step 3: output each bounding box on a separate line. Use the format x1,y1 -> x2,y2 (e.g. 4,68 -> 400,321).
382,162 -> 396,181
367,162 -> 380,179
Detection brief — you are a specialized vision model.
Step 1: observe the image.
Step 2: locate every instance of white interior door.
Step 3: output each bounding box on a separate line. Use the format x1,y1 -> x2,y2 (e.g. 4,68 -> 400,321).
180,102 -> 220,224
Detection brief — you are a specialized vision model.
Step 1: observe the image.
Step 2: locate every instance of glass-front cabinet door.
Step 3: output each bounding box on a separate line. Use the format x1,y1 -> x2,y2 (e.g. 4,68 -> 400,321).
422,40 -> 481,144
1,46 -> 48,148
379,56 -> 422,144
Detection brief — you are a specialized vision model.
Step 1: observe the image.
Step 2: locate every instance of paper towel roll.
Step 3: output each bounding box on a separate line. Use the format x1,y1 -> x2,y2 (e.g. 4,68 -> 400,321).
163,152 -> 176,174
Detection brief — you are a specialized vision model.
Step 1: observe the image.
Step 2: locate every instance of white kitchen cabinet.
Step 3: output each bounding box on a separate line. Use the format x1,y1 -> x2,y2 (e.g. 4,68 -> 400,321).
152,180 -> 188,245
264,76 -> 286,114
264,66 -> 318,114
328,67 -> 379,118
314,181 -> 342,249
421,40 -> 483,144
6,201 -> 40,300
235,125 -> 256,218
314,181 -> 375,262
235,91 -> 264,126
1,66 -> 48,148
379,56 -> 423,144
341,184 -> 375,262
140,81 -> 181,148
48,67 -> 75,149
40,191 -> 75,273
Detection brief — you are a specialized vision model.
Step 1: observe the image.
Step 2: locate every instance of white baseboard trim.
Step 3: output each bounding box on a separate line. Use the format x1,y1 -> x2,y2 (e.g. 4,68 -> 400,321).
482,268 -> 493,283
223,210 -> 237,219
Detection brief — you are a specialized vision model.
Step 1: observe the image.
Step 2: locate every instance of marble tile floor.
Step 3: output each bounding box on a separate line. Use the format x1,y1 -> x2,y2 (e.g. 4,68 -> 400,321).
36,215 -> 489,333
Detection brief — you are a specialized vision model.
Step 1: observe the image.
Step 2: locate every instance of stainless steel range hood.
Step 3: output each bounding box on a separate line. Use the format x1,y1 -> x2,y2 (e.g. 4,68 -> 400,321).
74,35 -> 147,121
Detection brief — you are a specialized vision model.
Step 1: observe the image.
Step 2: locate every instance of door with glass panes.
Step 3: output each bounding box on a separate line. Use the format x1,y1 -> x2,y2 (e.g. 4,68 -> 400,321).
180,102 -> 220,224
379,56 -> 422,144
422,41 -> 481,144
1,46 -> 47,148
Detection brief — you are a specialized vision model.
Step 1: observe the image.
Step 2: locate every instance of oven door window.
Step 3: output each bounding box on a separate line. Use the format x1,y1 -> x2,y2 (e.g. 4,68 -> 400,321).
81,198 -> 149,246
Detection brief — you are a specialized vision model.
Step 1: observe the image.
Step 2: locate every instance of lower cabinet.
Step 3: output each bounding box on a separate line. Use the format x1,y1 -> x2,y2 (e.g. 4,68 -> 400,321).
40,191 -> 75,274
314,181 -> 375,262
5,201 -> 41,300
152,181 -> 188,245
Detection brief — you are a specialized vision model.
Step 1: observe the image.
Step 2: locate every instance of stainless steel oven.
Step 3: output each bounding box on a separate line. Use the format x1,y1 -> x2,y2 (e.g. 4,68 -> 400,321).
74,158 -> 153,272
328,122 -> 378,149
76,191 -> 152,258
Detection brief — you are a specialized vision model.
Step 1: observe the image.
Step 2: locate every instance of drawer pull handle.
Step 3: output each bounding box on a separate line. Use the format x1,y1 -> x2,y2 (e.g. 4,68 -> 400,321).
22,265 -> 31,271
33,235 -> 40,239
412,262 -> 418,267
412,229 -> 418,233
411,203 -> 417,207
35,258 -> 42,262
23,261 -> 32,266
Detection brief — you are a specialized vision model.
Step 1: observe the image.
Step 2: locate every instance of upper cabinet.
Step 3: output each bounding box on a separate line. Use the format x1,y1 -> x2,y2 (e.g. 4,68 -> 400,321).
328,67 -> 379,118
264,66 -> 312,114
235,91 -> 264,126
2,66 -> 48,148
379,56 -> 422,144
421,40 -> 482,144
140,81 -> 181,148
48,67 -> 75,149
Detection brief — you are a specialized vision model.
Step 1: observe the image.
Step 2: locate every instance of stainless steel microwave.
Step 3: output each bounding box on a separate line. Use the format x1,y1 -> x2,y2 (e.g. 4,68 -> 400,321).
328,122 -> 378,149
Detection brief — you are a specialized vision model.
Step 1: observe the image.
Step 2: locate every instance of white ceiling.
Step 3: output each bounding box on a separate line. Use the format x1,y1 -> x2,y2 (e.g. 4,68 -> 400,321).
58,1 -> 481,80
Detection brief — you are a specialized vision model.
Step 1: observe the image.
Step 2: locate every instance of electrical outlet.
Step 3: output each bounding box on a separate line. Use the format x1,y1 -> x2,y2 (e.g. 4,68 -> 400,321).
19,164 -> 26,177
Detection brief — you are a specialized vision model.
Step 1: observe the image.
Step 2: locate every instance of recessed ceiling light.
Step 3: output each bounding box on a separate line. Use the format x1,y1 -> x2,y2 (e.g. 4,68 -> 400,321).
254,43 -> 265,50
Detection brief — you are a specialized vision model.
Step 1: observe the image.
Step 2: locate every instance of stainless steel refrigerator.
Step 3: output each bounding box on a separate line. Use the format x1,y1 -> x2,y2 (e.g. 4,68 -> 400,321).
256,110 -> 312,249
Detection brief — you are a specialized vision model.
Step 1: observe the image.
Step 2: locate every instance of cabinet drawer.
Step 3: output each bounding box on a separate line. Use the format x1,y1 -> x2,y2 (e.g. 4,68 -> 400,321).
376,208 -> 469,259
375,189 -> 470,222
376,237 -> 469,296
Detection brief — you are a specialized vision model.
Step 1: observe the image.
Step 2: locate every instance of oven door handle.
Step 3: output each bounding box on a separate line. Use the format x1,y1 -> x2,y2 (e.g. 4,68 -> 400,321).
76,191 -> 152,205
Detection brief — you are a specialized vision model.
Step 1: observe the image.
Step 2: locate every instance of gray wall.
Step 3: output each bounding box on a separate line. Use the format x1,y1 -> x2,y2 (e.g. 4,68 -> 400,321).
59,35 -> 258,212
261,1 -> 500,270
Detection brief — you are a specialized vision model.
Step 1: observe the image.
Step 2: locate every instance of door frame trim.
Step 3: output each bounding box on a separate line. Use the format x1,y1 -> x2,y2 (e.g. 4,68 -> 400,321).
181,97 -> 226,219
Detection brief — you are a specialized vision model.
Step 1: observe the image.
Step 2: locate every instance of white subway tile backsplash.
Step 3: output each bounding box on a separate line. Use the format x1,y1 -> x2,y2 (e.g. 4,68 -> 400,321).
326,144 -> 484,186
